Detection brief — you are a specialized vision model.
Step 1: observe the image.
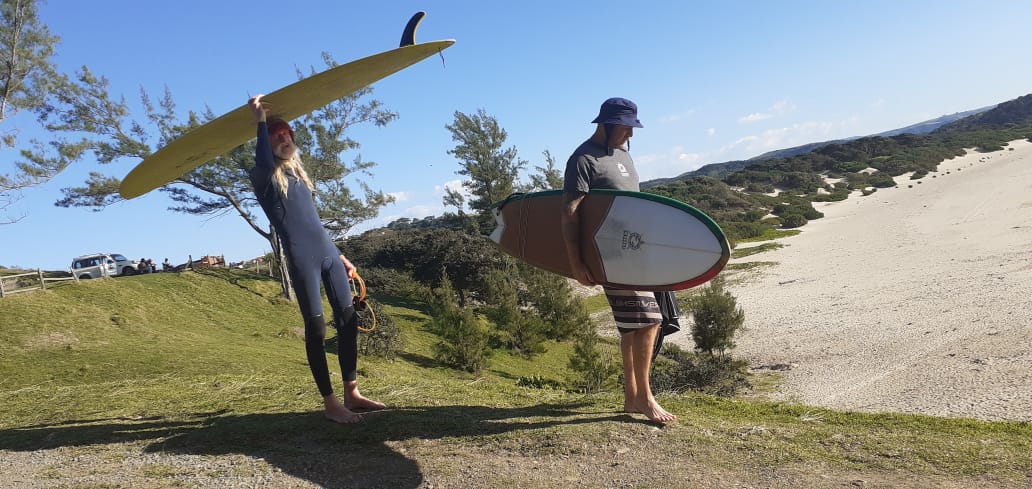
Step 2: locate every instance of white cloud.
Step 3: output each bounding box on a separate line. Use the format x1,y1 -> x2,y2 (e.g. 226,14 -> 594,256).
718,135 -> 759,155
350,203 -> 445,235
350,178 -> 479,235
387,191 -> 411,202
434,179 -> 469,196
770,100 -> 795,113
707,128 -> 716,137
677,152 -> 703,165
716,121 -> 837,159
397,204 -> 440,218
739,112 -> 773,124
738,99 -> 796,124
635,147 -> 708,180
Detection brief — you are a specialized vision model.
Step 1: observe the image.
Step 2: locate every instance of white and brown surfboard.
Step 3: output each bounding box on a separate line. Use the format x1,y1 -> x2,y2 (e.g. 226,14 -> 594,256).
490,190 -> 730,291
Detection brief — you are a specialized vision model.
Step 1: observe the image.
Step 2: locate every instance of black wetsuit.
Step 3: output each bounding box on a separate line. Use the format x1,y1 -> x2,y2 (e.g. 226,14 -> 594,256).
250,121 -> 357,397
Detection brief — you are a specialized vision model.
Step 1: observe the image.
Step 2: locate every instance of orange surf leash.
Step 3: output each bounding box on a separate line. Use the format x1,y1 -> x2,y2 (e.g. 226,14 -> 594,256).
350,271 -> 376,333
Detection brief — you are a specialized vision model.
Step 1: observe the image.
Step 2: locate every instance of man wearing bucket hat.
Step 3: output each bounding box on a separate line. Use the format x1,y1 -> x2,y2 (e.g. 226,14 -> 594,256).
560,97 -> 676,423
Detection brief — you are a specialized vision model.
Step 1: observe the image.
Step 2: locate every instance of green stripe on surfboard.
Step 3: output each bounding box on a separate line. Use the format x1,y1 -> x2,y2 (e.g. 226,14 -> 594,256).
494,189 -> 730,255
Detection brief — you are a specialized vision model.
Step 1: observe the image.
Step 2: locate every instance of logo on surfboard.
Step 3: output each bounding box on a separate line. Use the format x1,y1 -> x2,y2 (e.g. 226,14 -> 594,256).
621,230 -> 643,251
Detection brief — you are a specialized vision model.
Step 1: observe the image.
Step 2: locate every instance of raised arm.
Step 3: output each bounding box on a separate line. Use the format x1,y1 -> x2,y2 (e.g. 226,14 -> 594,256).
248,95 -> 274,171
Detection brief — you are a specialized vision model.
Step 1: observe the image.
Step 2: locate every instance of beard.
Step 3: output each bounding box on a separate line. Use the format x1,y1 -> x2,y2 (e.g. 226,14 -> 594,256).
273,143 -> 296,160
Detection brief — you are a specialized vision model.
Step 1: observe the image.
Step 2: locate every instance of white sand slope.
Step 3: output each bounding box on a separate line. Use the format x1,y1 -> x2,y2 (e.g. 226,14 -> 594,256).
677,139 -> 1032,421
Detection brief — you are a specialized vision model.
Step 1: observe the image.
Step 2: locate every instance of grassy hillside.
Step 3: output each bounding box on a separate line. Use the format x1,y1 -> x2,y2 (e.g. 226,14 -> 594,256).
1,270 -> 1029,488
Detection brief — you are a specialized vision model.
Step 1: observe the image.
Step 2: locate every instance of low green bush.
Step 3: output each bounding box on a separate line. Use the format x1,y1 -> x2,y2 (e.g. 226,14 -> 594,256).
651,344 -> 751,397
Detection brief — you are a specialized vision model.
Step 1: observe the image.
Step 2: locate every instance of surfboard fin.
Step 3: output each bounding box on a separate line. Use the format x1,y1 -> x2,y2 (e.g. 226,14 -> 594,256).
400,11 -> 426,47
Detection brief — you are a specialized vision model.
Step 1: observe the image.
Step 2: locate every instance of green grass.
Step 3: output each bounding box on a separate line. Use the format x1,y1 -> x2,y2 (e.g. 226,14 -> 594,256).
1,269 -> 1030,488
580,292 -> 610,315
731,242 -> 784,259
738,228 -> 802,243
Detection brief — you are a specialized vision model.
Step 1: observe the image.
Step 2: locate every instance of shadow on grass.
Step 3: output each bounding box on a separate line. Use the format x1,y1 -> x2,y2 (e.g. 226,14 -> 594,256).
395,350 -> 444,369
0,402 -> 645,488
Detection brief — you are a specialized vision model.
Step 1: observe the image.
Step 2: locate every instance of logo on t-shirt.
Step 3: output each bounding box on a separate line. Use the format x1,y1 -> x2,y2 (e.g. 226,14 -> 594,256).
622,231 -> 643,251
617,163 -> 630,177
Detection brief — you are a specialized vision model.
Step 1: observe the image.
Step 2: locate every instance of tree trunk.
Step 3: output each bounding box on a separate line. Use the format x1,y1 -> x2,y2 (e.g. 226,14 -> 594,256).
269,227 -> 295,302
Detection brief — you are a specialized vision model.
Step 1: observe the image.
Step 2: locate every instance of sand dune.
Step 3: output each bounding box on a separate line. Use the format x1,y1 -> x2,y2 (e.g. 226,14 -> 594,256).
673,139 -> 1032,421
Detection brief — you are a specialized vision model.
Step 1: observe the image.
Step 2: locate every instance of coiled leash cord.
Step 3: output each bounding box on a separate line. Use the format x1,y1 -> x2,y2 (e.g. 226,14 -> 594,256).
350,271 -> 377,333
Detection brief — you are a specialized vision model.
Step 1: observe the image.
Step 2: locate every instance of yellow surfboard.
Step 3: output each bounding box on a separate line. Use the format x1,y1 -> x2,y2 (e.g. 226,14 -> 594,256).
120,14 -> 454,199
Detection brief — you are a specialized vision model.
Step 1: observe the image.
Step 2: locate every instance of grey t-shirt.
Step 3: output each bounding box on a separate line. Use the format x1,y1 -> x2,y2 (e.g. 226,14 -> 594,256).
562,140 -> 640,193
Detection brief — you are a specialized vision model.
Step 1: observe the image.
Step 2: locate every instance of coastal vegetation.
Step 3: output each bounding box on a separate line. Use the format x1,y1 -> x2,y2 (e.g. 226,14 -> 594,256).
638,93 -> 1032,243
1,269 -> 1029,487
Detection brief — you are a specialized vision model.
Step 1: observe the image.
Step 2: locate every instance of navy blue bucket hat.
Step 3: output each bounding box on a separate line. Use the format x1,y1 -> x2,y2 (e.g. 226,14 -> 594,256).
591,97 -> 643,128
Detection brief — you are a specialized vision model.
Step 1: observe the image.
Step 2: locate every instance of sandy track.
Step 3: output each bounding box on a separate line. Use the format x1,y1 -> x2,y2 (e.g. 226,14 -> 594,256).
671,139 -> 1032,421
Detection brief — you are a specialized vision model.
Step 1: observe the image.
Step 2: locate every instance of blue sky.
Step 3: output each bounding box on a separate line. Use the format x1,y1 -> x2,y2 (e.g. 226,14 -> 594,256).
4,0 -> 1032,270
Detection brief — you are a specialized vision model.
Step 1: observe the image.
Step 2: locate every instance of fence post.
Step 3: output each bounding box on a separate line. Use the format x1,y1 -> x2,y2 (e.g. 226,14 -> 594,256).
1,275 -> 5,298
39,269 -> 45,291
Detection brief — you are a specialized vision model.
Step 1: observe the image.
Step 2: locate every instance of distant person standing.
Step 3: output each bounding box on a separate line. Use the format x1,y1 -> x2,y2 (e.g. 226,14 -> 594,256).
246,94 -> 385,423
561,98 -> 675,423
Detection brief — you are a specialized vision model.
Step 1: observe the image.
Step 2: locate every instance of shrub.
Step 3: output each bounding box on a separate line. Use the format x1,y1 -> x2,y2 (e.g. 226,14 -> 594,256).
428,276 -> 490,373
812,190 -> 849,202
567,325 -> 620,393
687,276 -> 745,356
356,299 -> 404,360
780,214 -> 807,228
651,344 -> 751,397
722,220 -> 772,243
357,267 -> 427,301
518,264 -> 590,341
480,268 -> 548,357
744,183 -> 775,194
516,375 -> 563,390
432,305 -> 490,373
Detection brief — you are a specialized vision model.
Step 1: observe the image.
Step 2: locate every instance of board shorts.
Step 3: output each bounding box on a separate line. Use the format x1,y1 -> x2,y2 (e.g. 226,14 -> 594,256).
603,287 -> 663,334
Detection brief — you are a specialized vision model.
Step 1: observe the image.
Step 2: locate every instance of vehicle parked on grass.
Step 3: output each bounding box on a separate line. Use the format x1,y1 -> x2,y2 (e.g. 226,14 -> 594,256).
69,253 -> 139,279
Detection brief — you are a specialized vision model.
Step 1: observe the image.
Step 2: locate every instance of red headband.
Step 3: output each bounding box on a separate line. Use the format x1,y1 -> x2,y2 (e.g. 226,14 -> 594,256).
267,119 -> 294,140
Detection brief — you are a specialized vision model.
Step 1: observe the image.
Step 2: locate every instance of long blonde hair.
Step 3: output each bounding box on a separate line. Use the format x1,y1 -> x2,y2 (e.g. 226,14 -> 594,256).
272,150 -> 315,198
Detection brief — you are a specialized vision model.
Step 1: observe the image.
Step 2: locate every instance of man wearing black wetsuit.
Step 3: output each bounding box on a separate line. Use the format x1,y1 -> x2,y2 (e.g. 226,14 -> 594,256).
247,94 -> 384,423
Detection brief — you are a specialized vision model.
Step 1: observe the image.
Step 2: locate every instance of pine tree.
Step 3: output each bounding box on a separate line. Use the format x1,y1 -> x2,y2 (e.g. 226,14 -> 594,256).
523,149 -> 563,192
445,109 -> 527,230
0,0 -> 67,223
481,268 -> 547,357
568,323 -> 619,394
518,263 -> 587,341
429,275 -> 490,373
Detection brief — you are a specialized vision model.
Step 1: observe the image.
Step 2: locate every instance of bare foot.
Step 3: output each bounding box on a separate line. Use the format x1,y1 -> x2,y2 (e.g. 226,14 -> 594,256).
345,394 -> 386,412
323,401 -> 362,424
626,399 -> 677,423
343,382 -> 386,412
